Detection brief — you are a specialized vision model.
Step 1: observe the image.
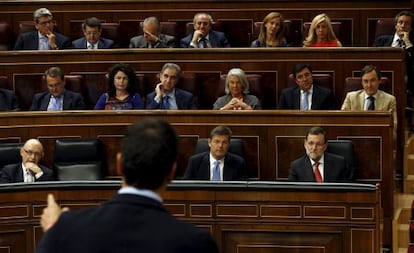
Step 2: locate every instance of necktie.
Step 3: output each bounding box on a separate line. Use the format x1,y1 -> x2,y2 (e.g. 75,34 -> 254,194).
48,96 -> 62,111
87,44 -> 94,49
367,96 -> 375,110
25,169 -> 34,183
200,38 -> 208,48
313,162 -> 323,183
397,38 -> 404,48
211,160 -> 220,181
163,96 -> 170,109
301,90 -> 309,110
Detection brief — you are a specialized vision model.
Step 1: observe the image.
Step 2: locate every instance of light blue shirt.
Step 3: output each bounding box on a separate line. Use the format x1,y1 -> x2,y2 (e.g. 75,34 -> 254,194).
118,186 -> 163,203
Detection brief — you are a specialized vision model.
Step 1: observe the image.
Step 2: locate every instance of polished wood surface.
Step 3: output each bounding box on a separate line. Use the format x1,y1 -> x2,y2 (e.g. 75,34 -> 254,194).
0,181 -> 380,253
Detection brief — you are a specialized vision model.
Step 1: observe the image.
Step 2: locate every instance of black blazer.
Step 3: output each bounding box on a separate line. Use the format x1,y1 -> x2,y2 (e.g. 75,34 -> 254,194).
0,163 -> 54,183
180,30 -> 231,48
30,90 -> 85,111
0,88 -> 19,111
14,31 -> 71,50
287,152 -> 354,182
146,88 -> 196,109
184,151 -> 248,180
72,37 -> 114,49
35,193 -> 219,253
278,84 -> 336,110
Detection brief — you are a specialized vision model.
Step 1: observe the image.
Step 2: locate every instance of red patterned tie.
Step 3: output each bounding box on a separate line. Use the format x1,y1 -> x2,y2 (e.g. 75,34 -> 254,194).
313,162 -> 323,183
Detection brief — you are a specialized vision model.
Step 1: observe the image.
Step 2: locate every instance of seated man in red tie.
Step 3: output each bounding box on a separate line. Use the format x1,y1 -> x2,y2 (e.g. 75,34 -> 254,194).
288,126 -> 354,182
184,126 -> 247,181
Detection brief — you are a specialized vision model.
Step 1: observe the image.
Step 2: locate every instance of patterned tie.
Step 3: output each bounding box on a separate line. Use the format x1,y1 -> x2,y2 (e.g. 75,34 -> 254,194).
397,38 -> 404,48
200,38 -> 209,48
301,90 -> 309,110
163,95 -> 170,109
313,162 -> 323,183
367,96 -> 375,110
87,44 -> 94,49
211,160 -> 220,181
25,169 -> 34,183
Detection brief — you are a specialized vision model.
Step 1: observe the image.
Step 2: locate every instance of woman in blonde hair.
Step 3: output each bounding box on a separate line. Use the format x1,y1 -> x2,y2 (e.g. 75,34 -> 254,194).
251,12 -> 287,47
303,13 -> 342,47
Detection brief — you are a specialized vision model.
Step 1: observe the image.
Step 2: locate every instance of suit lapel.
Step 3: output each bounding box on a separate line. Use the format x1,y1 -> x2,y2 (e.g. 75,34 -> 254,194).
200,153 -> 211,180
174,89 -> 182,109
40,93 -> 51,110
293,87 -> 301,109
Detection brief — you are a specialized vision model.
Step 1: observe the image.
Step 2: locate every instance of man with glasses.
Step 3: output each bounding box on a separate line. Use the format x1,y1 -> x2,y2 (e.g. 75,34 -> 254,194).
278,63 -> 336,110
288,126 -> 354,182
72,17 -> 114,49
0,139 -> 53,183
14,8 -> 71,50
30,66 -> 85,111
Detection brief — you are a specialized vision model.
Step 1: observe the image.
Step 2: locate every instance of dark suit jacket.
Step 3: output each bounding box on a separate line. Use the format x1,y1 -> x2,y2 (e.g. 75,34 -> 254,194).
35,193 -> 219,253
30,90 -> 85,111
278,84 -> 336,110
71,37 -> 114,49
0,88 -> 19,111
184,151 -> 248,180
288,152 -> 354,182
14,31 -> 71,50
146,88 -> 196,109
180,30 -> 231,48
129,34 -> 176,48
0,163 -> 54,183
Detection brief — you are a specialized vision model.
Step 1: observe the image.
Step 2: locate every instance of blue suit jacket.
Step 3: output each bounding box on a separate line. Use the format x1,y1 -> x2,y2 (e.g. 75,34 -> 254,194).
36,194 -> 219,253
146,88 -> 196,109
0,88 -> 19,111
184,151 -> 248,180
71,37 -> 114,49
0,163 -> 54,183
278,84 -> 336,110
180,30 -> 230,48
30,90 -> 85,111
288,152 -> 354,182
14,31 -> 71,50
372,35 -> 393,46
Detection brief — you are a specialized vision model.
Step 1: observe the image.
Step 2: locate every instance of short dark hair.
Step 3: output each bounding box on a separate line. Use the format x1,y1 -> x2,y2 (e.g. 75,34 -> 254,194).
210,125 -> 232,139
160,63 -> 181,76
305,126 -> 327,144
107,63 -> 137,97
394,10 -> 414,25
292,63 -> 312,79
82,17 -> 102,30
361,65 -> 381,79
45,66 -> 64,81
122,118 -> 178,190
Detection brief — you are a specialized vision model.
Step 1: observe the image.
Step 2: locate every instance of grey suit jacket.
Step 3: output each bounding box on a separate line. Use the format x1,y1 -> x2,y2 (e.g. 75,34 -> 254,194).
213,94 -> 261,109
129,34 -> 176,48
288,152 -> 354,182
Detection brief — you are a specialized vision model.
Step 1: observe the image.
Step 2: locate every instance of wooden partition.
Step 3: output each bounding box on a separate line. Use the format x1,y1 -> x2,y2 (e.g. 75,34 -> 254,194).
0,181 -> 380,253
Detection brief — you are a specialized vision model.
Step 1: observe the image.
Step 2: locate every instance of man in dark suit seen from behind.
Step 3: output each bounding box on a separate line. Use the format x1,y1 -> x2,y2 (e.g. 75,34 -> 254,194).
72,17 -> 114,49
14,8 -> 71,50
0,88 -> 19,111
0,139 -> 53,183
278,63 -> 336,110
30,66 -> 85,111
288,126 -> 354,182
184,126 -> 248,181
180,13 -> 230,48
146,63 -> 196,109
129,16 -> 176,48
35,119 -> 219,253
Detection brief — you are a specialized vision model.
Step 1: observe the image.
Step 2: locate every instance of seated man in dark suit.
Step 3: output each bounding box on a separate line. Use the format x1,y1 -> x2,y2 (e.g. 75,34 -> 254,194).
36,119 -> 219,253
184,126 -> 248,181
129,16 -> 176,48
0,139 -> 53,183
72,17 -> 114,49
14,8 -> 71,50
146,63 -> 196,109
278,63 -> 336,110
288,126 -> 354,182
0,88 -> 19,111
180,13 -> 230,48
30,66 -> 85,111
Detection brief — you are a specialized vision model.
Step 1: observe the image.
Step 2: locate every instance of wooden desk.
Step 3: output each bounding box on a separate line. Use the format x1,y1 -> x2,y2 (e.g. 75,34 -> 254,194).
0,181 -> 380,253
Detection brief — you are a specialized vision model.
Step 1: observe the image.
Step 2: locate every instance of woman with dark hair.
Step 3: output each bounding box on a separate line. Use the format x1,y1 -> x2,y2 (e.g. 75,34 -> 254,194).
251,12 -> 287,48
94,63 -> 143,110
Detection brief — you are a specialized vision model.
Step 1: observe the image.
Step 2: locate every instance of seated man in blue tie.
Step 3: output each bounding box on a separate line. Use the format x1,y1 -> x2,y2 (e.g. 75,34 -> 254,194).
184,126 -> 248,181
30,66 -> 85,111
14,8 -> 71,50
146,63 -> 196,109
0,139 -> 54,183
180,13 -> 231,48
72,17 -> 114,49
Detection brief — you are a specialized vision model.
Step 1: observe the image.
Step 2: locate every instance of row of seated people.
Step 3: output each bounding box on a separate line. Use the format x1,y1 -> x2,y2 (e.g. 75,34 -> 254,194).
0,126 -> 356,183
0,63 -> 396,122
0,8 -> 409,50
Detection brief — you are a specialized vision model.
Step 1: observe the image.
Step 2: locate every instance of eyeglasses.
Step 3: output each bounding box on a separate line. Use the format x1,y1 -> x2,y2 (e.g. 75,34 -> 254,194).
296,72 -> 312,81
23,149 -> 43,157
38,20 -> 55,26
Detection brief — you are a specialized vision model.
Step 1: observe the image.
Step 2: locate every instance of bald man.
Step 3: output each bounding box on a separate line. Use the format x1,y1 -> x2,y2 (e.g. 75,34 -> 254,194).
0,139 -> 54,183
